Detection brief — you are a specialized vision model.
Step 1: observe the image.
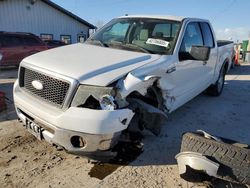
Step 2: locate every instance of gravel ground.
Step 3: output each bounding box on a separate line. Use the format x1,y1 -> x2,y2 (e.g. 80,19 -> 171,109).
0,64 -> 249,188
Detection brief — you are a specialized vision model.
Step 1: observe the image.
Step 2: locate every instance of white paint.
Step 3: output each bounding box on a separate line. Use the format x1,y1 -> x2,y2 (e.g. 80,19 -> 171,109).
119,15 -> 184,22
31,80 -> 44,90
14,17 -> 234,142
22,43 -> 161,86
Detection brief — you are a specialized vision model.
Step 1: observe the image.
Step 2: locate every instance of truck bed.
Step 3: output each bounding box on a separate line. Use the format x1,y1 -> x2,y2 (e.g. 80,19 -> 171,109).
217,40 -> 234,47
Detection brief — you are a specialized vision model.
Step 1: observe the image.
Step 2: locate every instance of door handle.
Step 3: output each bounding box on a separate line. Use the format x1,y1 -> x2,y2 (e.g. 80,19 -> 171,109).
203,61 -> 207,65
166,66 -> 176,74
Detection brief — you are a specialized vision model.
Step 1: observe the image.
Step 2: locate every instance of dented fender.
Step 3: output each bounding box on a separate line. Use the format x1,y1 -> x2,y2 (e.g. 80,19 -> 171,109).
117,72 -> 159,98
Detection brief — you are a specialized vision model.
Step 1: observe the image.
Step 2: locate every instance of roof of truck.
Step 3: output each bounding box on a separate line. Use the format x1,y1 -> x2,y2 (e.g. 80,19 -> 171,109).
119,15 -> 185,21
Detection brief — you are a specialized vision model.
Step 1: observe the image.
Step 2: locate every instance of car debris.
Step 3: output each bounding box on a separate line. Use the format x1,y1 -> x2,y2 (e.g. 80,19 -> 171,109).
175,151 -> 219,177
179,131 -> 250,185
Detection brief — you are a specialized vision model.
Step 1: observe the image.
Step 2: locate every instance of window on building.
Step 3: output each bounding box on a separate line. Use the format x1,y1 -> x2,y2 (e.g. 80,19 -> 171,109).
77,34 -> 86,43
61,35 -> 71,44
40,34 -> 53,41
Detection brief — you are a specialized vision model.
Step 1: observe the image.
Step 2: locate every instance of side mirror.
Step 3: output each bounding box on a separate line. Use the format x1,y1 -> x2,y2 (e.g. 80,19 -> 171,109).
190,46 -> 210,61
179,46 -> 210,61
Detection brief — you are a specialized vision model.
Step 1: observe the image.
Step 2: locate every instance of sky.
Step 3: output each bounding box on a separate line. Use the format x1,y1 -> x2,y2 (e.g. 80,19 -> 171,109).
52,0 -> 250,42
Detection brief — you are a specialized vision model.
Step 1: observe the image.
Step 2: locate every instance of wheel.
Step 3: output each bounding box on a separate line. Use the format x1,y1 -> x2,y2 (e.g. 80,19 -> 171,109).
181,132 -> 250,185
206,66 -> 226,96
231,58 -> 235,69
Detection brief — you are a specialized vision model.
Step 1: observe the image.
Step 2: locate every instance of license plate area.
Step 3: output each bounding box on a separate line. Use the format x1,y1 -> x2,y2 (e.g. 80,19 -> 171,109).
25,118 -> 43,140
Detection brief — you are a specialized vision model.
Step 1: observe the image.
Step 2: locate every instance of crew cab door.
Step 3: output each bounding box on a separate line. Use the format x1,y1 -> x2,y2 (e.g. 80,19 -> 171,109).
161,22 -> 212,112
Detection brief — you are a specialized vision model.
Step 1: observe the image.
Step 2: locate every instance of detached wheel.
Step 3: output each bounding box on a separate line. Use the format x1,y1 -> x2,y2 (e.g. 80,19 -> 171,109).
206,65 -> 226,96
181,132 -> 250,185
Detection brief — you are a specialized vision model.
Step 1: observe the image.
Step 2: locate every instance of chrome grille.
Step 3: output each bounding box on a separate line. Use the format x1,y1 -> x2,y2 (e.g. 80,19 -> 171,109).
21,68 -> 70,108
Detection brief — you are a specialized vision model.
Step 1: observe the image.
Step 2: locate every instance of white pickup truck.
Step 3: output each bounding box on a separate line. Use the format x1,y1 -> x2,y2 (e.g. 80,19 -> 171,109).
14,15 -> 234,157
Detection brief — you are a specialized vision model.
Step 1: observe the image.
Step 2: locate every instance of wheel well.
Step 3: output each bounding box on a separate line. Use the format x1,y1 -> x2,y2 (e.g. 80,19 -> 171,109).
126,83 -> 163,109
223,60 -> 229,72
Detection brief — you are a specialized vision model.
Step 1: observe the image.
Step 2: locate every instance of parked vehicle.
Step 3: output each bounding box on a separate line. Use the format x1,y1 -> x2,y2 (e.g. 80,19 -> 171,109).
44,40 -> 66,49
0,32 -> 47,67
13,15 -> 234,158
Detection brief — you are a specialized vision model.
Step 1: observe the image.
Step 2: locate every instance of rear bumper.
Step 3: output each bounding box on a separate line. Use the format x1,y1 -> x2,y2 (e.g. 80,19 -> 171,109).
13,80 -> 134,155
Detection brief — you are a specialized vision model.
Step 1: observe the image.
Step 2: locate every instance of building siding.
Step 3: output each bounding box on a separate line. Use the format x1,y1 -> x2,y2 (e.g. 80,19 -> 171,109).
0,0 -> 91,43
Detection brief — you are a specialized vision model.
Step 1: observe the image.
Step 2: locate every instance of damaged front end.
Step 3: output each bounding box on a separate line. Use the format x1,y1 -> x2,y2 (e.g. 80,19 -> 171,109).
68,72 -> 168,157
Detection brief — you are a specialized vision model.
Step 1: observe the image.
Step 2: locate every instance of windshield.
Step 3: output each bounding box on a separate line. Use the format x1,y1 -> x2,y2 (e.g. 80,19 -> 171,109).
87,18 -> 181,55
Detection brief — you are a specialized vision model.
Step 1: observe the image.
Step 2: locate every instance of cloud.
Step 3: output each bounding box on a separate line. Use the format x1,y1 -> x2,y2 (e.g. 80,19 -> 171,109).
215,27 -> 250,42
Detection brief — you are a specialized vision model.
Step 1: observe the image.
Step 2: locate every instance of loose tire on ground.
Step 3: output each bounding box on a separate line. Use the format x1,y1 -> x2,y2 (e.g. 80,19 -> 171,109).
180,132 -> 250,185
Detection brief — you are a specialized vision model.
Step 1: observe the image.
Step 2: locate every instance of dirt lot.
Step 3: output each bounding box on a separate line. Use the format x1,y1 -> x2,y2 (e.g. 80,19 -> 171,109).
0,64 -> 250,188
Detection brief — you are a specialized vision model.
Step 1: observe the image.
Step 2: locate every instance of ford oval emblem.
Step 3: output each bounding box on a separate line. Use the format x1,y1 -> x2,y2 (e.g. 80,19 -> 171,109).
31,80 -> 43,90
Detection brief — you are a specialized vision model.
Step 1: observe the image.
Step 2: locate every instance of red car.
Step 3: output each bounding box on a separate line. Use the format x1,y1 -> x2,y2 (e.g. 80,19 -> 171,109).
44,40 -> 67,49
0,32 -> 48,67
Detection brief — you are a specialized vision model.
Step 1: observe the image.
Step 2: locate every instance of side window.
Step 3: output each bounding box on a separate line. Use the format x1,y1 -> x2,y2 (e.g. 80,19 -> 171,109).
200,22 -> 214,48
2,36 -> 23,47
23,37 -> 41,46
180,22 -> 203,53
61,35 -> 71,44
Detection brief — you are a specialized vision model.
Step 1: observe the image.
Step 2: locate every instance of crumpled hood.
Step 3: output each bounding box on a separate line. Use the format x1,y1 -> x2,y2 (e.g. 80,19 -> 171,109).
22,43 -> 161,86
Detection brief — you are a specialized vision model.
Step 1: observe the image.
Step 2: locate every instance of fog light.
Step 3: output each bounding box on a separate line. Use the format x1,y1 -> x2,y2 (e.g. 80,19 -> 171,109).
70,136 -> 86,148
99,139 -> 112,150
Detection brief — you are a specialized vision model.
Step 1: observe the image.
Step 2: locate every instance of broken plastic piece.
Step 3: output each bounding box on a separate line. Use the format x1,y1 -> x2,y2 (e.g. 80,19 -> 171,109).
197,130 -> 222,142
175,151 -> 219,177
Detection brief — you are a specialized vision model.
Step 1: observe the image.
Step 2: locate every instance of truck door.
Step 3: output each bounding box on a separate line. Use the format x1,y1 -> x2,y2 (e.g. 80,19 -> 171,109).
199,22 -> 217,83
162,22 -> 209,112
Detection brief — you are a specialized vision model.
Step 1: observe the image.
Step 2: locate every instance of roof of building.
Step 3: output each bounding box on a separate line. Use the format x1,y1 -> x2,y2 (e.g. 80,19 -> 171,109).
119,15 -> 185,22
42,0 -> 96,29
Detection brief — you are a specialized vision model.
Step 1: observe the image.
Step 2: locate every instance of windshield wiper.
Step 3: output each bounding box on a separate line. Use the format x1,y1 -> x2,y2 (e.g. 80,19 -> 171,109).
88,39 -> 109,47
123,43 -> 153,54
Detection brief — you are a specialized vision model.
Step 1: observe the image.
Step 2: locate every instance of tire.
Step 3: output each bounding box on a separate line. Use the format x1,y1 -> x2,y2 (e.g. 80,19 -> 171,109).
181,132 -> 250,185
206,65 -> 226,96
231,58 -> 235,69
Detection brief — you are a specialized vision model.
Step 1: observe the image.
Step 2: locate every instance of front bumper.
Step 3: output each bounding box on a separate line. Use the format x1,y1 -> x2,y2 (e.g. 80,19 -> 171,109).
13,80 -> 134,155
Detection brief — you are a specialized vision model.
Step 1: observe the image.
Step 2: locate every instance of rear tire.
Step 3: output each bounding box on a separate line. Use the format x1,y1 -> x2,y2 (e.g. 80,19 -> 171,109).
181,132 -> 250,185
206,66 -> 226,96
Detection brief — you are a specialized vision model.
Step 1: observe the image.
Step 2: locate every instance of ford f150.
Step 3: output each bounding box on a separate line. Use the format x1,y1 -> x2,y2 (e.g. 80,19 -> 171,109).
13,15 -> 234,157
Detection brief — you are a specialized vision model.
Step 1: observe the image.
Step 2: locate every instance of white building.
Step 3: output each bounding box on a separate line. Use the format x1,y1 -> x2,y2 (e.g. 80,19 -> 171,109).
0,0 -> 96,43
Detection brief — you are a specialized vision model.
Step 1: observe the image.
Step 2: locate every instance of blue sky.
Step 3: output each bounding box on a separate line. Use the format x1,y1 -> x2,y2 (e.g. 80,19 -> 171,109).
52,0 -> 250,41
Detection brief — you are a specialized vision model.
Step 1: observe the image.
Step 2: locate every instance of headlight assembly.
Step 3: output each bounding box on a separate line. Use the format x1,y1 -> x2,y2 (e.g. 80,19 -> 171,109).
0,53 -> 3,61
99,95 -> 117,110
71,85 -> 124,110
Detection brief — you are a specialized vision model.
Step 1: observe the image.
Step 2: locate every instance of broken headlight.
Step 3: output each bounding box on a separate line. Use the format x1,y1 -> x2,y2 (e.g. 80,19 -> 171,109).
99,95 -> 117,110
71,85 -> 127,110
